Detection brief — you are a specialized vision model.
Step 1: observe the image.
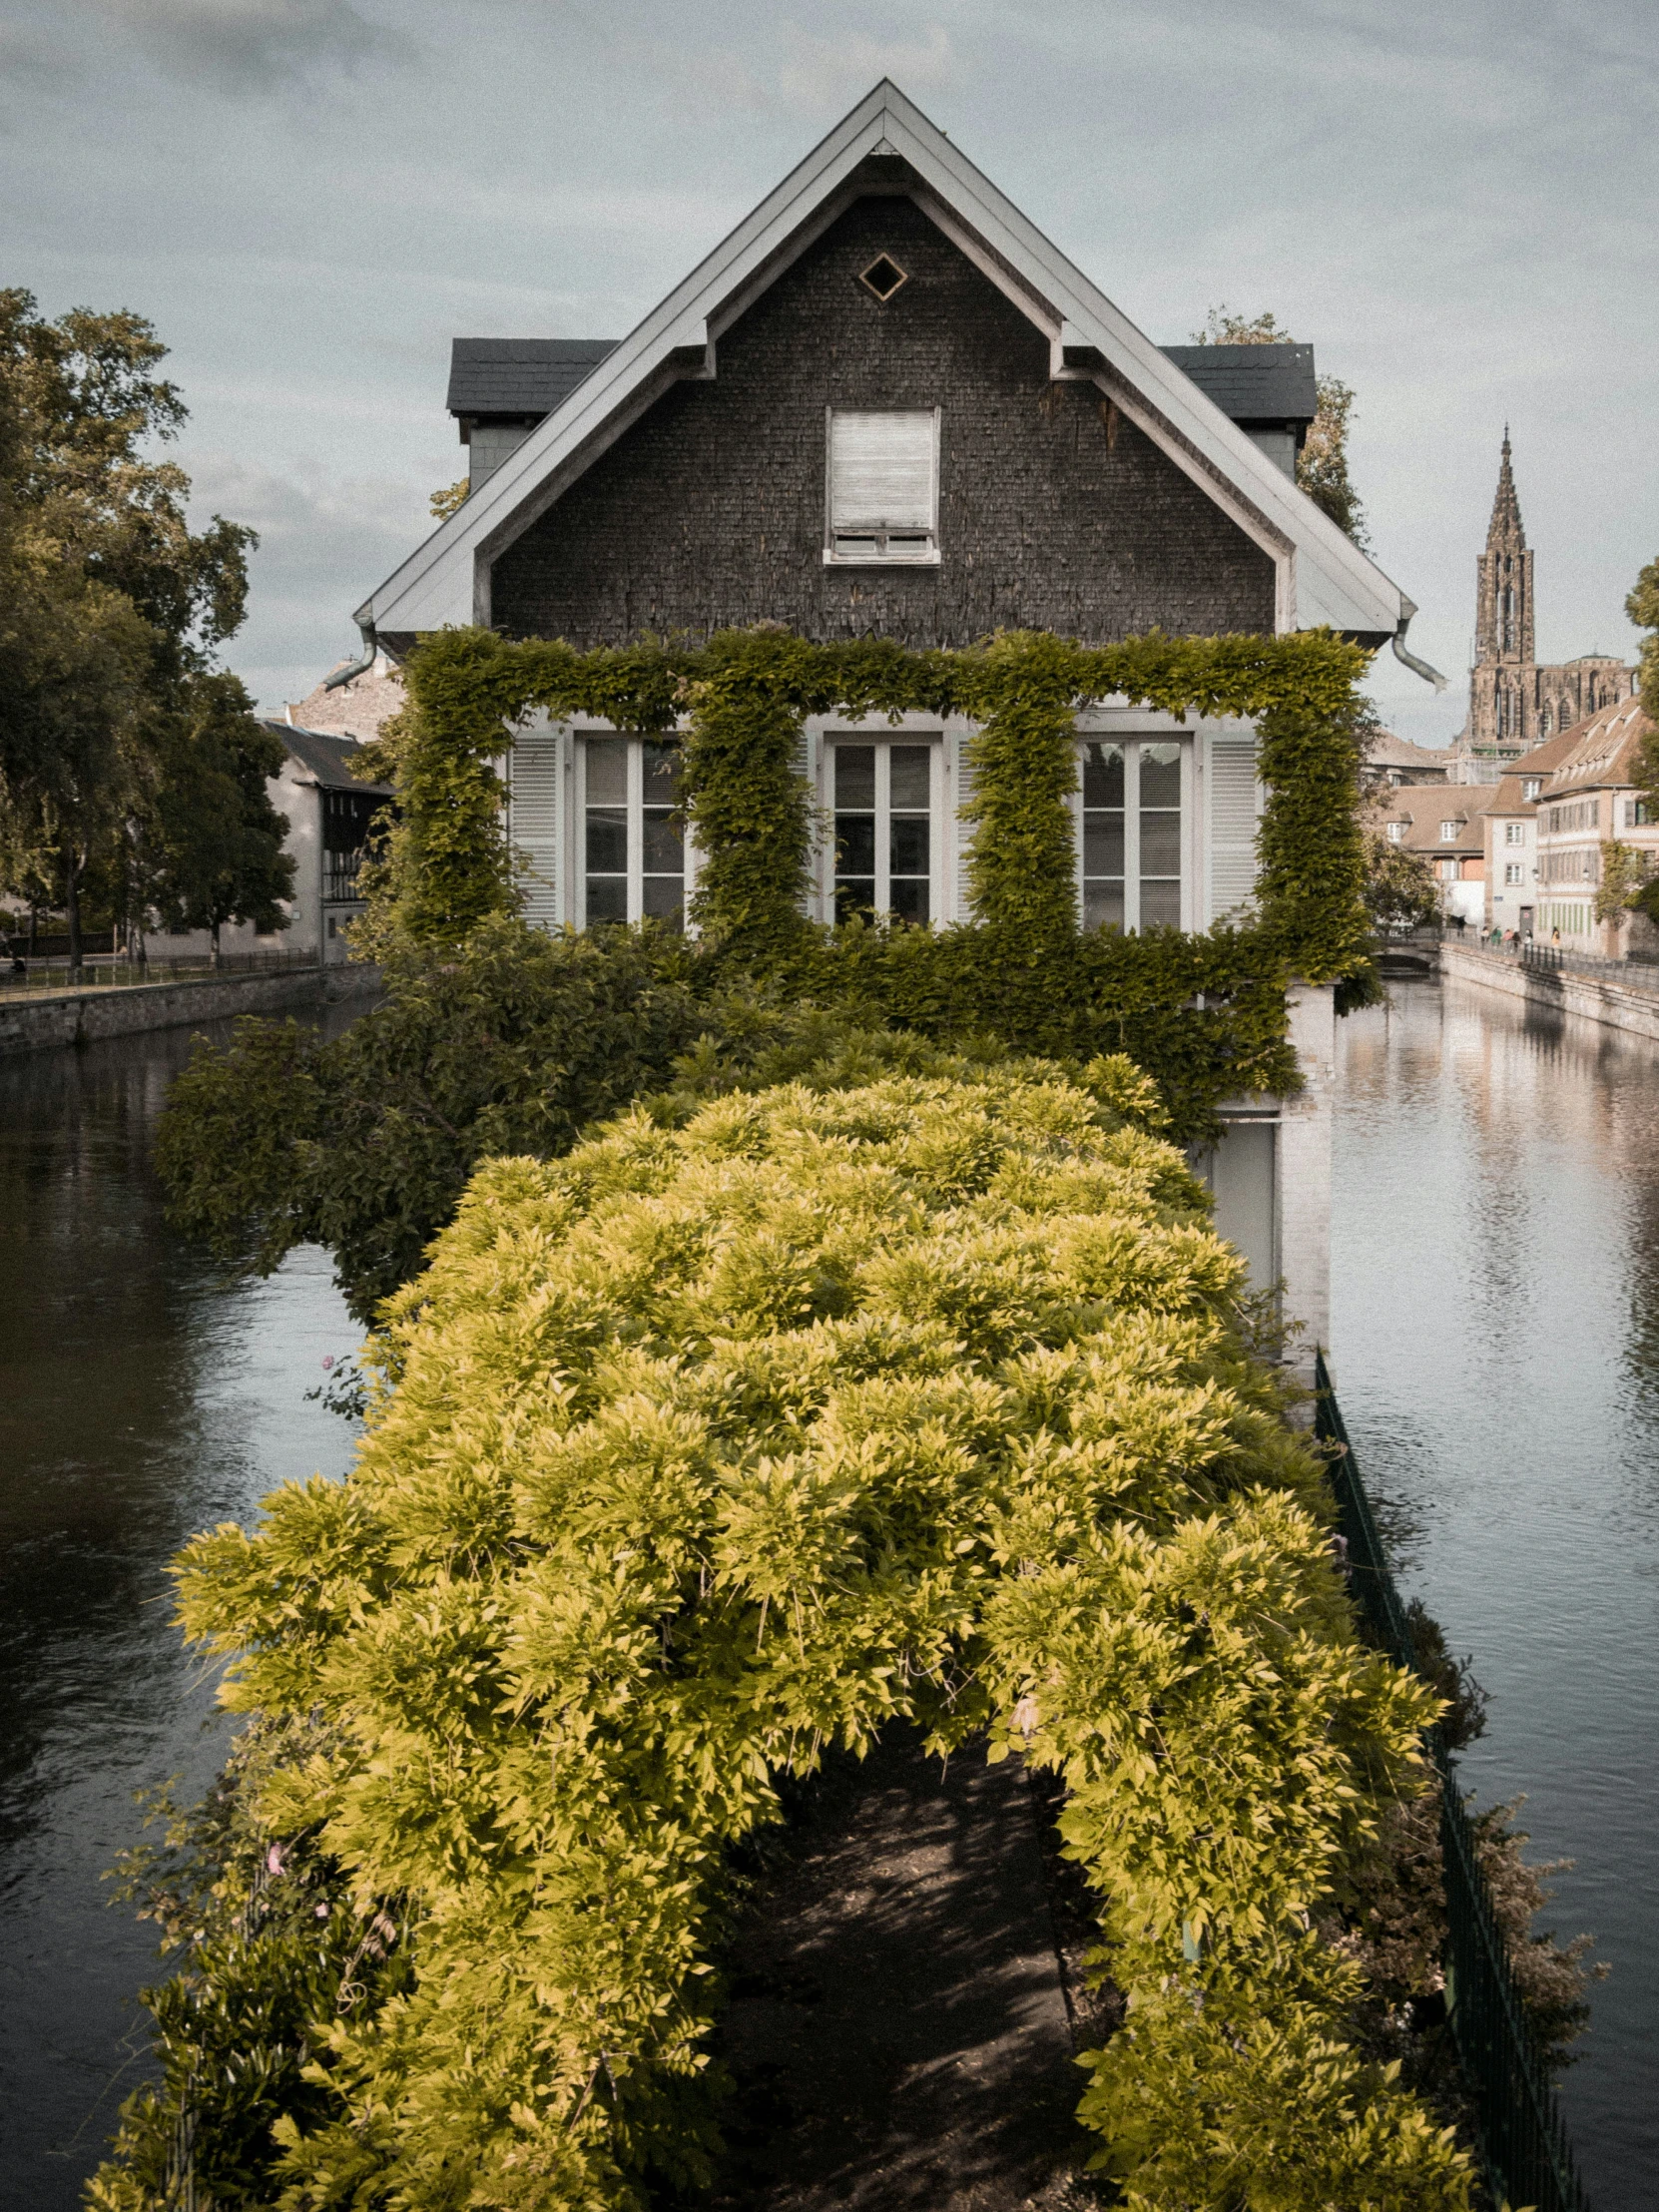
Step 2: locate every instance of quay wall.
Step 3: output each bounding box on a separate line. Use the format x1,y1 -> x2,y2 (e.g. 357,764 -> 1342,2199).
1437,940 -> 1659,1044
0,965 -> 375,1055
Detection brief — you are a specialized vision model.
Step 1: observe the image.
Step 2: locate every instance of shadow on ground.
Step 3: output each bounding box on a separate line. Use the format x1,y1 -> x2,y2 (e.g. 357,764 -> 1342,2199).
701,1727 -> 1096,2212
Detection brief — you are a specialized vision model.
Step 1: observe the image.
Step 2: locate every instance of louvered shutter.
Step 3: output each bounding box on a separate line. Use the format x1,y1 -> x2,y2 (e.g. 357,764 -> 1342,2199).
795,722 -> 818,917
1208,734 -> 1259,921
829,412 -> 936,531
954,729 -> 978,922
512,725 -> 563,932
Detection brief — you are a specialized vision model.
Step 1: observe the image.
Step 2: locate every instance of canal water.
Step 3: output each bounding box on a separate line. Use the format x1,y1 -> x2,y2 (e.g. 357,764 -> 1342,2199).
1333,975 -> 1659,2209
0,1018 -> 358,2212
0,980 -> 1653,2208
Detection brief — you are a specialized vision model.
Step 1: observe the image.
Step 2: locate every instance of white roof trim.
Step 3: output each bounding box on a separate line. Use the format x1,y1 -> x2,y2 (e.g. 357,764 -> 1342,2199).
357,81 -> 1406,645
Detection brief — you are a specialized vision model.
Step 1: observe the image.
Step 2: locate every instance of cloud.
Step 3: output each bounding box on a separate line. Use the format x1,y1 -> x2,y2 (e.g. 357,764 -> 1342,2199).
96,0 -> 415,93
777,19 -> 954,110
188,453 -> 430,708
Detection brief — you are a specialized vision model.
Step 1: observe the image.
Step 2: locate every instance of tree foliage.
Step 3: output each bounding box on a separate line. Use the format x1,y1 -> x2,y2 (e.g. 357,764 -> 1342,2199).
1195,306 -> 1369,548
148,671 -> 294,952
1362,832 -> 1440,933
0,289 -> 262,956
103,1043 -> 1473,2211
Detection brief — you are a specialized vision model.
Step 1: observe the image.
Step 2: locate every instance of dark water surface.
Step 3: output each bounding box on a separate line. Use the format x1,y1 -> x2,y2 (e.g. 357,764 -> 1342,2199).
0,1018 -> 358,2212
1333,976 -> 1659,2210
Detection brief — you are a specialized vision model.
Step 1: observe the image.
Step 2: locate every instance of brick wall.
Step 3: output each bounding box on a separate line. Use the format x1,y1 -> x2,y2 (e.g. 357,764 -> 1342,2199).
490,193 -> 1275,649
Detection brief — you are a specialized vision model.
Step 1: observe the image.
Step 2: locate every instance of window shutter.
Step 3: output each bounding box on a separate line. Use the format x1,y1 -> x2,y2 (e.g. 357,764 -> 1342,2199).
954,730 -> 977,921
1207,735 -> 1259,920
830,412 -> 936,531
511,725 -> 563,931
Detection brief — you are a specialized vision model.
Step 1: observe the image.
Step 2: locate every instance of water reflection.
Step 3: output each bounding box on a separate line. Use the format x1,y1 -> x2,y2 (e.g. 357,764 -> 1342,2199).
1334,978 -> 1659,2208
0,1018 -> 358,2210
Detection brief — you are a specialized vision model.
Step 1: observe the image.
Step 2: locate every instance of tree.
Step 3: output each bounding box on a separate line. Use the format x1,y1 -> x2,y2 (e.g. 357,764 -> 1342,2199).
1362,831 -> 1439,933
148,673 -> 293,961
429,477 -> 467,520
0,290 -> 258,964
1194,305 -> 1369,547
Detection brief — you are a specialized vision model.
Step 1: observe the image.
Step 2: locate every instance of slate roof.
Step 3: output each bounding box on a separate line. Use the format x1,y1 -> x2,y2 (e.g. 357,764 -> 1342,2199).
447,338 -> 619,420
263,722 -> 394,796
1159,344 -> 1318,426
1374,786 -> 1490,859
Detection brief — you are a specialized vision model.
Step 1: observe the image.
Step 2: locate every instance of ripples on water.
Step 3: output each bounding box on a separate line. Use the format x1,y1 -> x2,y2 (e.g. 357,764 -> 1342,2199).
0,1020 -> 357,2212
1334,977 -> 1659,2209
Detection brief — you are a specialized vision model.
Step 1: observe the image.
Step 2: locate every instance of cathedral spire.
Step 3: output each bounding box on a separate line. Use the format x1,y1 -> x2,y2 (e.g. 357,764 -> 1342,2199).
1487,428 -> 1525,550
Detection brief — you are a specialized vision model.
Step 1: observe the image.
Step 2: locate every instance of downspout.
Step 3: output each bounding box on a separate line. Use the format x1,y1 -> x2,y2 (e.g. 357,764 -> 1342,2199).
323,617 -> 377,692
1390,597 -> 1446,692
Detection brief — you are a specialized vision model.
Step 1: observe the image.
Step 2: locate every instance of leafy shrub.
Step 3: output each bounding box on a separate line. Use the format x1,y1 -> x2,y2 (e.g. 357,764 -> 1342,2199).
111,1041 -> 1473,2210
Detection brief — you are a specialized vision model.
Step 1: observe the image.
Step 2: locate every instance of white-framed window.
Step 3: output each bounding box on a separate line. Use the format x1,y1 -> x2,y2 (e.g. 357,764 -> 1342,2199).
828,736 -> 939,924
579,736 -> 685,926
1505,861 -> 1524,884
1439,820 -> 1459,841
1523,778 -> 1542,801
1078,739 -> 1185,931
1504,822 -> 1524,845
1438,857 -> 1459,881
825,409 -> 940,564
1386,822 -> 1405,844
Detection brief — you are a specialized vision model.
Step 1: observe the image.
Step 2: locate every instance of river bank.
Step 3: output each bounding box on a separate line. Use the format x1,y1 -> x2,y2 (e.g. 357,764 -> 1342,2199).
0,962 -> 377,1055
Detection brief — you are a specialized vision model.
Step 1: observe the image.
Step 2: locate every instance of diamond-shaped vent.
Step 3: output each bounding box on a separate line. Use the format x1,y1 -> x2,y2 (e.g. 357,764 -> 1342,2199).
858,255 -> 908,302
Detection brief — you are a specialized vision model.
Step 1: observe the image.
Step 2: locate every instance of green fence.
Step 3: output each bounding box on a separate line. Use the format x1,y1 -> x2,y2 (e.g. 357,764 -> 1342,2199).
1314,1351 -> 1591,2212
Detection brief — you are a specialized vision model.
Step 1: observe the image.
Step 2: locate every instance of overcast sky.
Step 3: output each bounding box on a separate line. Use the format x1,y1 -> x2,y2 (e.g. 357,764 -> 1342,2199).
2,0 -> 1652,744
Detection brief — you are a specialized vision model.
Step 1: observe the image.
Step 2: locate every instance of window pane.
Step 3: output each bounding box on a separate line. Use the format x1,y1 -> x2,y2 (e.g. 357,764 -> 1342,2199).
586,876 -> 627,922
1139,878 -> 1182,928
889,878 -> 929,926
1083,816 -> 1124,876
641,876 -> 684,925
889,815 -> 930,875
1083,882 -> 1124,930
1082,744 -> 1124,807
834,746 -> 875,808
642,811 -> 683,873
585,739 -> 627,805
889,746 -> 931,810
835,815 -> 877,874
586,810 -> 627,873
835,879 -> 876,924
1139,812 -> 1182,877
642,742 -> 681,801
1139,743 -> 1181,806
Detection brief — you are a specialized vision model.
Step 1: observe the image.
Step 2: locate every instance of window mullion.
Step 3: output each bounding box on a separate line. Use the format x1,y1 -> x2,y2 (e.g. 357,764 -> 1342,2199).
875,744 -> 890,911
1124,743 -> 1141,931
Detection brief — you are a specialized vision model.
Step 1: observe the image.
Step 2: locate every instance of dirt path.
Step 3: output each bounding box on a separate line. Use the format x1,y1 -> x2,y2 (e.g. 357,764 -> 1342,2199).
706,1729 -> 1089,2211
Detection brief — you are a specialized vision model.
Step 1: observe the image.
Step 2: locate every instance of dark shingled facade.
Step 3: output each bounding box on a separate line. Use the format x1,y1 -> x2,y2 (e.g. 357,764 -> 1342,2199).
490,195 -> 1275,650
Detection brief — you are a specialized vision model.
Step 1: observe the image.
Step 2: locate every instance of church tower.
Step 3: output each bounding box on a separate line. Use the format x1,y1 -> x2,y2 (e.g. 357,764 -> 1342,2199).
1468,432 -> 1534,756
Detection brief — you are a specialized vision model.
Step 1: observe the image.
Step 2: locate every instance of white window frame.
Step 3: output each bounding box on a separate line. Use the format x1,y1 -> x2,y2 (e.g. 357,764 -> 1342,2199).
1439,821 -> 1458,841
824,408 -> 941,566
1504,861 -> 1524,884
820,731 -> 944,924
1386,822 -> 1405,843
574,731 -> 690,929
1504,822 -> 1524,845
1073,736 -> 1193,933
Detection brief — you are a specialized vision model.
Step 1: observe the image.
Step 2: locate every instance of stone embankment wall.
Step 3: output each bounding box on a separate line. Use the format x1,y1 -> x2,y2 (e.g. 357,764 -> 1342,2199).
1437,940 -> 1659,1045
0,965 -> 376,1055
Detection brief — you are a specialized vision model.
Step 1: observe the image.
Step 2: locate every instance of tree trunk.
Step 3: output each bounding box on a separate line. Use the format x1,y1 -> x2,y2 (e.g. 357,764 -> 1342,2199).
66,854 -> 82,973
211,917 -> 221,970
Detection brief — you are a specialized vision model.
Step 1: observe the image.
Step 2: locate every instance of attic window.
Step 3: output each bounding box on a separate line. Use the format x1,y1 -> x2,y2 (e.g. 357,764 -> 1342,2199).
859,255 -> 908,302
825,409 -> 940,564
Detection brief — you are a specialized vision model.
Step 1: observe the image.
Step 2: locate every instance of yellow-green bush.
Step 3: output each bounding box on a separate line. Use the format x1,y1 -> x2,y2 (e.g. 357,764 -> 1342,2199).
132,1042 -> 1468,2210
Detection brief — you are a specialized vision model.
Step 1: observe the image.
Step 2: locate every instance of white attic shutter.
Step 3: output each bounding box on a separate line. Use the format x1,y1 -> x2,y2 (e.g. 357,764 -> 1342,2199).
1208,735 -> 1260,922
511,725 -> 563,931
828,411 -> 938,559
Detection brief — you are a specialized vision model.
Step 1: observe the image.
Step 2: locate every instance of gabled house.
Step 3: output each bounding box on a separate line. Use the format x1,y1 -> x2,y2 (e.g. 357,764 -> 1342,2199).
348,81 -> 1433,1358
1532,699 -> 1658,954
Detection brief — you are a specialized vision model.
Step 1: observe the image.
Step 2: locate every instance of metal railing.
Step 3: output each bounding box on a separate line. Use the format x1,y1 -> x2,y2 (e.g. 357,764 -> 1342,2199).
0,947 -> 321,999
1314,1353 -> 1591,2212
